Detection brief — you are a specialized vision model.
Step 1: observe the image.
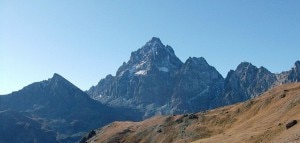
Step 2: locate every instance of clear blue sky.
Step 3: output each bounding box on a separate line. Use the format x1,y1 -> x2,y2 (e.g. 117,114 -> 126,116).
1,0 -> 300,94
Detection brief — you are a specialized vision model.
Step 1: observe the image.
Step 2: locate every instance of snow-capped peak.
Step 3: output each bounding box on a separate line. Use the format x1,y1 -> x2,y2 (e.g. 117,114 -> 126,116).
116,37 -> 183,77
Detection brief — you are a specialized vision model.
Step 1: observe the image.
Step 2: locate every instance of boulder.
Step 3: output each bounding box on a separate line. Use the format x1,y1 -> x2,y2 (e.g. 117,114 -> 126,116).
188,114 -> 198,119
286,120 -> 297,129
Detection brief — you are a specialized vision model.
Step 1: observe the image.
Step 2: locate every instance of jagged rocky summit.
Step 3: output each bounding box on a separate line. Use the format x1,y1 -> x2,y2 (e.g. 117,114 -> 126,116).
87,37 -> 300,118
87,37 -> 224,118
220,61 -> 300,106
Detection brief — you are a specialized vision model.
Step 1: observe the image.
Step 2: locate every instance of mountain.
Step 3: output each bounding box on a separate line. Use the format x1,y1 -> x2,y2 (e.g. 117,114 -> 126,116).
0,73 -> 142,143
88,37 -> 300,118
287,61 -> 300,82
1,37 -> 300,142
87,37 -> 224,118
219,61 -> 300,106
220,62 -> 277,105
84,83 -> 300,143
171,57 -> 224,113
276,61 -> 300,84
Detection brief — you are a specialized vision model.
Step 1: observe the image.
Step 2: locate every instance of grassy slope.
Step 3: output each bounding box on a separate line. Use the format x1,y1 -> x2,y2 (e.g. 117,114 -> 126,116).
87,83 -> 300,143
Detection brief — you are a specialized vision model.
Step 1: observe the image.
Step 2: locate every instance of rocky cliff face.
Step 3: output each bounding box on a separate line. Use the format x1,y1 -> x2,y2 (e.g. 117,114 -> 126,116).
171,57 -> 224,113
113,37 -> 182,106
276,61 -> 300,84
87,74 -> 115,101
88,38 -> 183,117
218,61 -> 300,106
289,61 -> 300,82
88,38 -> 300,117
220,62 -> 277,105
88,37 -> 225,117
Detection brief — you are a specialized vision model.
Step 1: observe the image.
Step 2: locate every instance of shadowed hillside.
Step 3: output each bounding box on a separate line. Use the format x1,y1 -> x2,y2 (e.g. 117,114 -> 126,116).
0,73 -> 142,143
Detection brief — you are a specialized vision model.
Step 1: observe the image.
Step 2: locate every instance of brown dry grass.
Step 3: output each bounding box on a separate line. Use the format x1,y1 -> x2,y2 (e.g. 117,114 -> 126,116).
87,83 -> 300,143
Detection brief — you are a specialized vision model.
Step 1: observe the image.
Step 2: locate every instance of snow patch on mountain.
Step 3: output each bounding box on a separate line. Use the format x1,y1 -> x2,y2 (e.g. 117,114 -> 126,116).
135,70 -> 148,75
136,61 -> 147,69
158,67 -> 169,72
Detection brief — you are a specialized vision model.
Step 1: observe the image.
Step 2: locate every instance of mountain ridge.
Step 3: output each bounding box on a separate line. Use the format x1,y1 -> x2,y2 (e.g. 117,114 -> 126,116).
1,37 -> 299,143
87,37 -> 300,117
0,73 -> 142,143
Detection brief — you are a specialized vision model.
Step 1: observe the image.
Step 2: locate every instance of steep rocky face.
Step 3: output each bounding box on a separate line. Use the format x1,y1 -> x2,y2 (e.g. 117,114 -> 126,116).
171,57 -> 224,113
87,37 -> 300,118
0,73 -> 142,143
288,61 -> 300,82
111,37 -> 182,107
86,74 -> 115,100
221,62 -> 277,105
276,61 -> 300,84
88,38 -> 185,118
88,37 -> 224,117
117,37 -> 183,76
